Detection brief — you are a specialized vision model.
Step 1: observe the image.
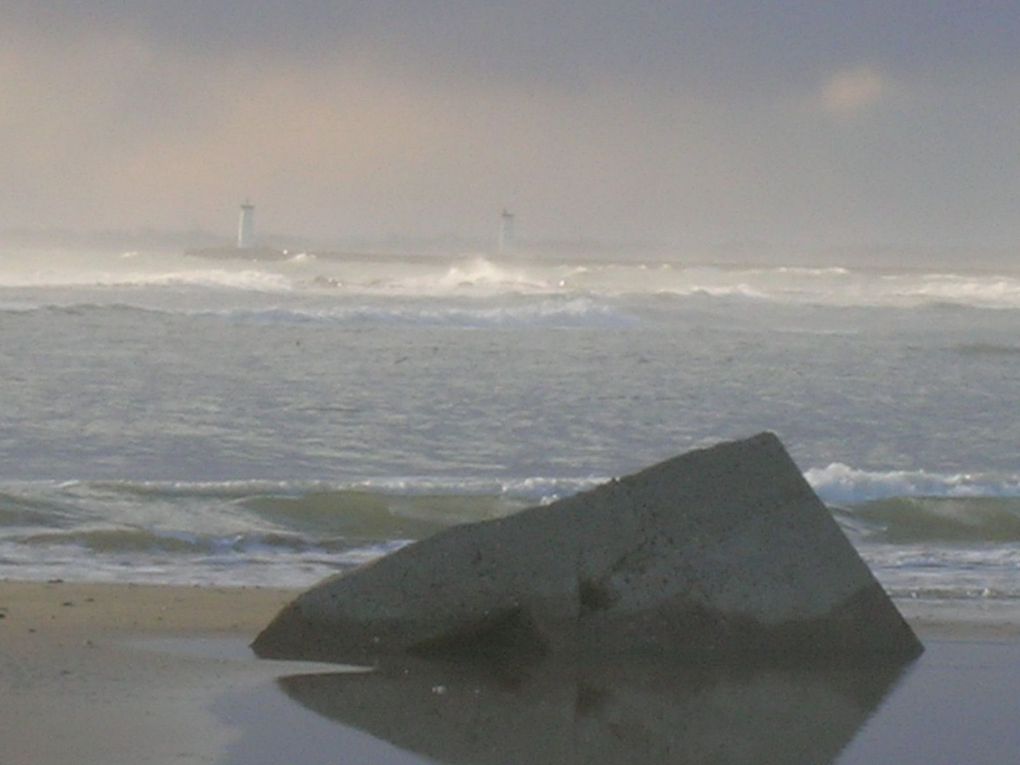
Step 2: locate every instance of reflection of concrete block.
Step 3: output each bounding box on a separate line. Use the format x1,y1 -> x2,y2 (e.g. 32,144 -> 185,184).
275,658 -> 909,765
253,433 -> 922,664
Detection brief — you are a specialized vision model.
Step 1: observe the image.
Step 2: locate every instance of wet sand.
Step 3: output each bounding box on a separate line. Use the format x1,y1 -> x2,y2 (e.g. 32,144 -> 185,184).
0,581 -> 298,764
1,580 -> 1019,765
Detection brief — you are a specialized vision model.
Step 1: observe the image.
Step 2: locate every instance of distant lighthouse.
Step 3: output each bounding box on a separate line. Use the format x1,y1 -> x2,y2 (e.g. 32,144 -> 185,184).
237,200 -> 255,249
498,209 -> 515,254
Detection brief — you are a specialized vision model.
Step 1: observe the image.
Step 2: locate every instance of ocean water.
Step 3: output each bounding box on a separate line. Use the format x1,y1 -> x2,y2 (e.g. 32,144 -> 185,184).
2,247 -> 1019,613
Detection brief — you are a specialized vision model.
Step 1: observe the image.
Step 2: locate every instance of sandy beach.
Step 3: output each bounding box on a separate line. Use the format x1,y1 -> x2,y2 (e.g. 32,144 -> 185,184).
2,579 -> 1020,765
0,581 -> 298,765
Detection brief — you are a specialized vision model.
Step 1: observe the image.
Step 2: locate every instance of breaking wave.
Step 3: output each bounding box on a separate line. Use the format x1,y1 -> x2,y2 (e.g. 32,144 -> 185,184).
835,498 -> 1020,544
4,471 -> 1020,588
0,296 -> 635,329
96,268 -> 295,292
808,464 -> 1020,545
16,527 -> 389,555
0,477 -> 597,535
0,267 -> 294,292
199,298 -> 634,329
805,463 -> 1020,505
5,250 -> 1020,308
0,477 -> 600,586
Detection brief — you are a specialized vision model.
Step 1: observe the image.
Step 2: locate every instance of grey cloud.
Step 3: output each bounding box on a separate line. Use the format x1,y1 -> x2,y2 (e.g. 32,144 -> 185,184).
9,2 -> 1020,88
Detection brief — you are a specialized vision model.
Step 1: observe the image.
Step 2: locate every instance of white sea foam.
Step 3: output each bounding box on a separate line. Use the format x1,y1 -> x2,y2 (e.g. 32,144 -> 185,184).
4,248 -> 1020,308
806,463 -> 1020,505
0,476 -> 606,586
4,472 -> 1020,591
874,273 -> 1020,309
774,266 -> 851,276
136,269 -> 295,291
197,297 -> 633,329
655,283 -> 769,299
0,267 -> 294,292
437,256 -> 539,290
348,256 -> 560,296
0,248 -> 297,291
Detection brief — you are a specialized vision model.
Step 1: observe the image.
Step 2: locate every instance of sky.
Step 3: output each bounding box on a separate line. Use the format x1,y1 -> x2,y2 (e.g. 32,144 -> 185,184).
2,2 -> 1019,251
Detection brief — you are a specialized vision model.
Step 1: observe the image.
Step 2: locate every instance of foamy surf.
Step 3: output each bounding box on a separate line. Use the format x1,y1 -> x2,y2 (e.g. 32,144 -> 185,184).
805,463 -> 1020,504
193,297 -> 635,329
2,472 -> 1019,592
4,248 -> 1020,308
0,477 -> 600,586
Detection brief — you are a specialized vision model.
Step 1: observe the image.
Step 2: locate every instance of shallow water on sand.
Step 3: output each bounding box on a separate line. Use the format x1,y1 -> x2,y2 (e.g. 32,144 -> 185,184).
210,639 -> 1020,765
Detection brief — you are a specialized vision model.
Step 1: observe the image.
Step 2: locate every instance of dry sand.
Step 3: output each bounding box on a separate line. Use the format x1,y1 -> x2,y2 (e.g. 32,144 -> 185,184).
1,580 -> 1019,765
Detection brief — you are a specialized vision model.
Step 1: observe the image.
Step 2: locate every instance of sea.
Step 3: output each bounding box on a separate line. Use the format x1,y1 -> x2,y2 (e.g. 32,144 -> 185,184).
2,246 -> 1019,617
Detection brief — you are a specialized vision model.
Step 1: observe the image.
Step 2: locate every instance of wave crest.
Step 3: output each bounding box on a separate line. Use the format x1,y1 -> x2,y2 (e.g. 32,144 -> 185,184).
805,463 -> 1020,505
837,497 -> 1020,544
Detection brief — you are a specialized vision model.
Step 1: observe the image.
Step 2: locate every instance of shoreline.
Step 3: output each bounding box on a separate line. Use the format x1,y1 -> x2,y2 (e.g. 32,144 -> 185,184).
4,578 -> 1018,643
0,579 -> 297,637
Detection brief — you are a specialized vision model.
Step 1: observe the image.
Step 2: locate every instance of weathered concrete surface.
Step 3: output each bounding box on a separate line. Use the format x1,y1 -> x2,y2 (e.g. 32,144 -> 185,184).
253,433 -> 922,663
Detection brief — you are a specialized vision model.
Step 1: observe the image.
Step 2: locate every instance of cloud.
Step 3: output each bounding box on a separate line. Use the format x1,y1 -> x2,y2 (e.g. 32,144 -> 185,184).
2,4 -> 1020,249
820,66 -> 887,116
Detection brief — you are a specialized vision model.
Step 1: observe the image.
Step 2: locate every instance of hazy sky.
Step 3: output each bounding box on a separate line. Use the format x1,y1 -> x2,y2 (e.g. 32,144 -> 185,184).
3,2 -> 1019,249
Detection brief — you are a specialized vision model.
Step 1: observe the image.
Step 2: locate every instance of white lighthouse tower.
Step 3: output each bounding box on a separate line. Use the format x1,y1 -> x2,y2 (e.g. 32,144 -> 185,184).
498,209 -> 515,254
237,200 -> 255,249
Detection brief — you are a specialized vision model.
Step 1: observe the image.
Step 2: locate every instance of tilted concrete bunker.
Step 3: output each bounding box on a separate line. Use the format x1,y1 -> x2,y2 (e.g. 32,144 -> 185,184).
253,433 -> 922,663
